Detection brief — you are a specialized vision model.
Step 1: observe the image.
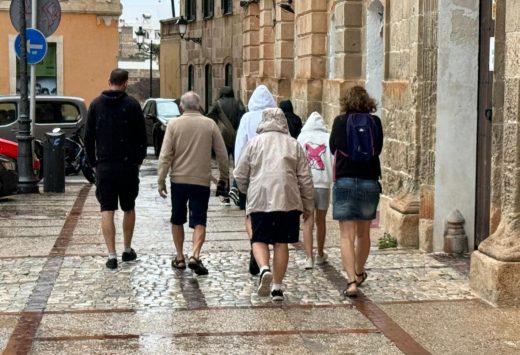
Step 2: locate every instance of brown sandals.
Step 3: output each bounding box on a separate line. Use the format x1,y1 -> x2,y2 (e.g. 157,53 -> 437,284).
343,280 -> 358,298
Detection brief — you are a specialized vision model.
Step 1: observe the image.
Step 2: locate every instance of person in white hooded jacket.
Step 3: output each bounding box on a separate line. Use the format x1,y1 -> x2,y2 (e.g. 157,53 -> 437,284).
229,85 -> 277,276
297,112 -> 334,269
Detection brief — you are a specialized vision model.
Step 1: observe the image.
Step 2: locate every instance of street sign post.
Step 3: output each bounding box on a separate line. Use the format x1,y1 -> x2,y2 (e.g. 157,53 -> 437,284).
9,0 -> 61,38
14,28 -> 47,65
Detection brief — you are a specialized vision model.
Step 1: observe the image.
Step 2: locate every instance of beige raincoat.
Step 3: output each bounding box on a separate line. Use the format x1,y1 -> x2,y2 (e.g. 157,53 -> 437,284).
233,108 -> 314,215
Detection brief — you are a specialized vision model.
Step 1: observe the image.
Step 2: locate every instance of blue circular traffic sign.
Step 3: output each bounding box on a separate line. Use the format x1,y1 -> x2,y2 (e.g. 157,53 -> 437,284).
14,28 -> 48,65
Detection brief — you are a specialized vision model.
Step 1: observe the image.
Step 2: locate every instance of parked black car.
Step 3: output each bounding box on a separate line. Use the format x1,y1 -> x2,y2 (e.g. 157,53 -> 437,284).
142,98 -> 181,157
0,155 -> 17,197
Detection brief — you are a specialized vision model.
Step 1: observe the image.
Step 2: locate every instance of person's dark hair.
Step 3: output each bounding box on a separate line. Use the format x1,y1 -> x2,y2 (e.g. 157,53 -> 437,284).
341,86 -> 377,113
109,69 -> 129,85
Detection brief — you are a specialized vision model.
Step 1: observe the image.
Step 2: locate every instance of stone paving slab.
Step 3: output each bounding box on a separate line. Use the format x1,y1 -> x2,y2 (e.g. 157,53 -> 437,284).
0,315 -> 19,351
380,300 -> 520,355
0,237 -> 57,258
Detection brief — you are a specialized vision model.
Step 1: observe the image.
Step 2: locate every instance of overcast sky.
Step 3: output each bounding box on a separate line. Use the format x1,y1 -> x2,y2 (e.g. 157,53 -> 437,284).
120,0 -> 179,25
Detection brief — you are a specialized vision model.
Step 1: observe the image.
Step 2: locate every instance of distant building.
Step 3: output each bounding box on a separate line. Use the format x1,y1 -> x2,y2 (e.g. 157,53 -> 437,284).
0,0 -> 122,104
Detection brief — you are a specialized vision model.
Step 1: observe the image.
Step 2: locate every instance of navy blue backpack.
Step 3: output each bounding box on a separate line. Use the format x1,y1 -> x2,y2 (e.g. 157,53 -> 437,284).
340,113 -> 381,162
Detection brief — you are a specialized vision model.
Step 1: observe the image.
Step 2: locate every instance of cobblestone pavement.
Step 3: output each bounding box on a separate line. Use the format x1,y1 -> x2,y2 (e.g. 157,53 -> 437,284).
1,155 -> 519,354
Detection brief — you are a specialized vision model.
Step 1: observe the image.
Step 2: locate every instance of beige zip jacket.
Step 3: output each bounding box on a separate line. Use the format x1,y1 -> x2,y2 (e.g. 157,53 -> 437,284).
234,107 -> 314,215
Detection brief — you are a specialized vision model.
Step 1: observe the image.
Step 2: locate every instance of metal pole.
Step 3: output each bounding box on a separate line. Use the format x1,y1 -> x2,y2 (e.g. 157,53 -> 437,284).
149,39 -> 153,98
17,0 -> 39,193
171,0 -> 176,17
29,0 -> 37,135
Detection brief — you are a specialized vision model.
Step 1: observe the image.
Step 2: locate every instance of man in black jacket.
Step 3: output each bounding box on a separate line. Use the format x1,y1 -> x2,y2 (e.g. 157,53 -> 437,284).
85,69 -> 147,269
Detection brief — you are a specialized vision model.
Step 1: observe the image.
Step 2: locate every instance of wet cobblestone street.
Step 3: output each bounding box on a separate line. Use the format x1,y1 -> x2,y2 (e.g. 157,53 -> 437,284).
0,156 -> 519,354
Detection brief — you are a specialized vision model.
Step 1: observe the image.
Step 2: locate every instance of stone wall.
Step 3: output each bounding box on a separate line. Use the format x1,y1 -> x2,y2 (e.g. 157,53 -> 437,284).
470,0 -> 520,307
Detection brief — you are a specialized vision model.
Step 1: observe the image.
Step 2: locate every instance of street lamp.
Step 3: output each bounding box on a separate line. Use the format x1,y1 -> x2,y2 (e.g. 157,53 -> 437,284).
176,16 -> 202,45
135,26 -> 158,98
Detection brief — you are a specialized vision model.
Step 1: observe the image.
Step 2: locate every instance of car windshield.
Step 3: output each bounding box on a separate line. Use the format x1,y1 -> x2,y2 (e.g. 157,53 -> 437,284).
157,101 -> 180,117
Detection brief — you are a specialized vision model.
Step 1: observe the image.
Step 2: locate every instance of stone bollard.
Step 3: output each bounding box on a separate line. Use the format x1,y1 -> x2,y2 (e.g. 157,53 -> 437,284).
444,210 -> 468,254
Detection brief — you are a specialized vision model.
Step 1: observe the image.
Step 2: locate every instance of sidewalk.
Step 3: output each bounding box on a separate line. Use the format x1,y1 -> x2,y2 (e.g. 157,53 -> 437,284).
0,157 -> 519,354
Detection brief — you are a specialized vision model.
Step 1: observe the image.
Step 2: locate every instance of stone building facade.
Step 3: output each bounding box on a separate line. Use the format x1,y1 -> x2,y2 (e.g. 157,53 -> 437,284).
164,0 -> 519,305
172,0 -> 244,111
0,0 -> 122,104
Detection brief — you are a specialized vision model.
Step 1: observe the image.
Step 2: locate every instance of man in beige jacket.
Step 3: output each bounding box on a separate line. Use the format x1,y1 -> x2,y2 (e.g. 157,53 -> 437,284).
234,107 -> 314,301
158,91 -> 229,275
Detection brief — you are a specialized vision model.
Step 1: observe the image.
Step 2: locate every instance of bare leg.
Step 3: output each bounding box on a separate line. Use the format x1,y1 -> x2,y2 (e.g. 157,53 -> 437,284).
339,220 -> 358,294
101,211 -> 116,253
191,225 -> 206,259
355,220 -> 372,280
122,209 -> 135,248
272,243 -> 289,284
315,209 -> 328,256
303,213 -> 315,258
172,224 -> 185,260
245,216 -> 252,239
252,242 -> 270,269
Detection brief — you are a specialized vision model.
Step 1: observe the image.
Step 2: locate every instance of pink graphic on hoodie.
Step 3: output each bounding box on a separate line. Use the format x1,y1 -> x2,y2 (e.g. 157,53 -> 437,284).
305,143 -> 327,171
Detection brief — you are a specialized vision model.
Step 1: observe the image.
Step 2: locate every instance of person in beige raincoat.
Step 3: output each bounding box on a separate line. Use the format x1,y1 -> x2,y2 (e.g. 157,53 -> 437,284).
234,107 -> 314,302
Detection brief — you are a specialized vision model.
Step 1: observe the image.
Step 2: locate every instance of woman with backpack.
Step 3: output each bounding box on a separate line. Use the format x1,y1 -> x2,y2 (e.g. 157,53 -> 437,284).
329,86 -> 383,298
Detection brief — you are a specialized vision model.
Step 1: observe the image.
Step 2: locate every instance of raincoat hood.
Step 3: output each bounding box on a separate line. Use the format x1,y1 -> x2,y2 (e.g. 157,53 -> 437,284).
257,108 -> 289,134
101,90 -> 127,104
301,111 -> 328,133
279,99 -> 294,113
219,86 -> 235,98
247,85 -> 277,112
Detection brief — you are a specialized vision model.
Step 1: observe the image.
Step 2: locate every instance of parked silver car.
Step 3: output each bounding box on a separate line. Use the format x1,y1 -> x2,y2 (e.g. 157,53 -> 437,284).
0,96 -> 87,142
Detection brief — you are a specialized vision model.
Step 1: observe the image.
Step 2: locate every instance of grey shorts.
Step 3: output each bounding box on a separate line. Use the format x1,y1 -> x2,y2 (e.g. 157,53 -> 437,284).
314,188 -> 330,211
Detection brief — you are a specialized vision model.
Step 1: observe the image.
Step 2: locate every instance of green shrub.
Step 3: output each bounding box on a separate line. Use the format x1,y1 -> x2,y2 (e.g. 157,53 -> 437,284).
378,233 -> 398,249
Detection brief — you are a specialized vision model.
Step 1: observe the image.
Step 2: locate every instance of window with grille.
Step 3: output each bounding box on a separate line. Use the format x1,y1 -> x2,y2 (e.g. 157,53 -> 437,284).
203,0 -> 214,19
188,65 -> 194,91
225,64 -> 232,88
186,0 -> 196,21
221,0 -> 232,15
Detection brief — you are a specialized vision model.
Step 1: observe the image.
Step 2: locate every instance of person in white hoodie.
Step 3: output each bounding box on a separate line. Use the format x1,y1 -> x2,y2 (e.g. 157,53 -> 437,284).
297,112 -> 334,269
229,85 -> 277,275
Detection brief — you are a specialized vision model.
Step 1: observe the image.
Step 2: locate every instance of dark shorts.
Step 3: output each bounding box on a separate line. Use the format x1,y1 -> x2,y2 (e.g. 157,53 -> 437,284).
250,210 -> 301,245
332,177 -> 381,221
171,182 -> 210,228
95,163 -> 140,212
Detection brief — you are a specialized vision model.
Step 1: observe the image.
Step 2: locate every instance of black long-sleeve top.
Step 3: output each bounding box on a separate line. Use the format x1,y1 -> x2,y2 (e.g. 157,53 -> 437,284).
329,112 -> 383,180
84,90 -> 147,167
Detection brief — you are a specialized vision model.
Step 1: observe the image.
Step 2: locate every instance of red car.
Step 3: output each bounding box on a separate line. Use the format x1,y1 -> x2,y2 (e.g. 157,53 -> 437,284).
0,139 -> 41,196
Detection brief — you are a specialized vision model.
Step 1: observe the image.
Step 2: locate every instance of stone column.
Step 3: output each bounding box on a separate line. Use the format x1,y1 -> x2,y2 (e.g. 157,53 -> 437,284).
434,0 -> 479,252
470,0 -> 520,307
258,0 -> 275,81
292,0 -> 328,118
322,0 -> 365,125
241,3 -> 260,102
273,1 -> 294,101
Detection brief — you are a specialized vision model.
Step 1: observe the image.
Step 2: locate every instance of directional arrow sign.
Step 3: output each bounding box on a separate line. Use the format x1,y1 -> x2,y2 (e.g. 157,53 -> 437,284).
15,28 -> 48,65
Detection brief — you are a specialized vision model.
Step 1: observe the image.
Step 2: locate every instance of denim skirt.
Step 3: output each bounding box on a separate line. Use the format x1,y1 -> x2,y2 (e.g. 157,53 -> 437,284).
332,177 -> 381,221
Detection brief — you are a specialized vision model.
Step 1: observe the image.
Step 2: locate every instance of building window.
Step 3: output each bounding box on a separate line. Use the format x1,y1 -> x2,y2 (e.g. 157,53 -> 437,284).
221,0 -> 232,15
16,42 -> 57,95
188,65 -> 194,91
203,0 -> 214,19
205,64 -> 213,112
186,0 -> 196,21
225,63 -> 232,88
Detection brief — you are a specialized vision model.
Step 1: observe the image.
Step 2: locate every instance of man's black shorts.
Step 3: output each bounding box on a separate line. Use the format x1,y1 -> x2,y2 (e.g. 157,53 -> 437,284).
170,182 -> 210,228
250,210 -> 301,245
95,162 -> 140,212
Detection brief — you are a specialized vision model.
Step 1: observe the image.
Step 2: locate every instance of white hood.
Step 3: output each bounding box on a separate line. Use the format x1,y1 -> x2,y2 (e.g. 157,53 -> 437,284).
234,86 -> 277,163
297,111 -> 333,189
247,85 -> 277,112
301,111 -> 328,133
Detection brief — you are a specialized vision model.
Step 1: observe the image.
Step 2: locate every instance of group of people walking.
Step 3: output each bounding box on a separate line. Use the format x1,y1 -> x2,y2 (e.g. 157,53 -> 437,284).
85,68 -> 383,302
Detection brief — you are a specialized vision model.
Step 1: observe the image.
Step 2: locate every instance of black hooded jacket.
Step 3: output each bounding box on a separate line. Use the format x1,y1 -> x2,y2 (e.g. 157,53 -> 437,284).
207,86 -> 246,130
84,90 -> 147,167
279,100 -> 303,139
